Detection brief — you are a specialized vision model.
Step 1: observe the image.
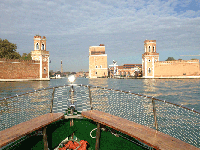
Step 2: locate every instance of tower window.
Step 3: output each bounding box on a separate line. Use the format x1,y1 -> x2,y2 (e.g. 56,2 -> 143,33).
100,65 -> 102,68
36,43 -> 39,50
145,46 -> 146,52
148,68 -> 151,73
148,59 -> 151,62
153,46 -> 155,52
44,68 -> 46,74
96,65 -> 98,68
42,44 -> 45,50
149,46 -> 151,52
95,72 -> 97,75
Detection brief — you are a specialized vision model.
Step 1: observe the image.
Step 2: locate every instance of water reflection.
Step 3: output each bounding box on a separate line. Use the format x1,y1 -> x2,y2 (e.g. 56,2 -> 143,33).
141,79 -> 200,111
0,78 -> 199,112
0,81 -> 50,98
142,79 -> 157,93
89,78 -> 108,87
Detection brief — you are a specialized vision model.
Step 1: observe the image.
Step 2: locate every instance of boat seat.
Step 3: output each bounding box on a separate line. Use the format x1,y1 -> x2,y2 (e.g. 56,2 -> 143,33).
0,113 -> 64,149
82,110 -> 199,150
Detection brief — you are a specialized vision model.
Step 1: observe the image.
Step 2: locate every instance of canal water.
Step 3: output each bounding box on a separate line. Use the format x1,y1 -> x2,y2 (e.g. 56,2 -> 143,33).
0,78 -> 199,112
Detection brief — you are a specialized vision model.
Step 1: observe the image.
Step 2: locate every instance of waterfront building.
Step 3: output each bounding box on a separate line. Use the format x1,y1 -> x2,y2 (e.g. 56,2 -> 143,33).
109,64 -> 142,77
89,44 -> 108,78
75,71 -> 89,78
142,40 -> 200,78
142,40 -> 159,78
0,35 -> 50,81
31,35 -> 50,79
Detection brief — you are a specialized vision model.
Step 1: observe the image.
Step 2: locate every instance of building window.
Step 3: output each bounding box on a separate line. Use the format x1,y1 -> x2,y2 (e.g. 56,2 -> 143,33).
148,59 -> 151,62
148,68 -> 151,73
42,44 -> 45,50
153,46 -> 155,52
96,65 -> 98,68
149,46 -> 151,52
95,72 -> 97,75
36,43 -> 39,50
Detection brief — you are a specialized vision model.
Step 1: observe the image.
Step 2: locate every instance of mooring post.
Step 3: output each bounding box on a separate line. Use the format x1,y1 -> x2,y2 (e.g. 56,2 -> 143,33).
95,123 -> 101,150
43,127 -> 48,150
88,86 -> 93,110
50,87 -> 55,113
152,98 -> 158,131
70,85 -> 75,139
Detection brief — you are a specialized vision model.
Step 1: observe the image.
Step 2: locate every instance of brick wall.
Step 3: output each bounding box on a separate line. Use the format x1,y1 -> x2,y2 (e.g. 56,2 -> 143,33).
154,60 -> 200,77
0,58 -> 40,79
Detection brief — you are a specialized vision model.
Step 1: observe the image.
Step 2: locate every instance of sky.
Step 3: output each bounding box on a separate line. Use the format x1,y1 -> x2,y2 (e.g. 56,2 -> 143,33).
0,0 -> 200,72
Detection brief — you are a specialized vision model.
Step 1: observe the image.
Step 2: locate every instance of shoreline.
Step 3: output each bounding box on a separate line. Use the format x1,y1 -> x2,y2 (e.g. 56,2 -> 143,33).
0,78 -> 50,82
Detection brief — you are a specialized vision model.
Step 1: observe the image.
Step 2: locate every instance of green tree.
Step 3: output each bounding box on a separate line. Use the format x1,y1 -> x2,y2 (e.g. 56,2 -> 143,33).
21,52 -> 32,60
49,70 -> 54,77
0,38 -> 21,59
165,57 -> 175,61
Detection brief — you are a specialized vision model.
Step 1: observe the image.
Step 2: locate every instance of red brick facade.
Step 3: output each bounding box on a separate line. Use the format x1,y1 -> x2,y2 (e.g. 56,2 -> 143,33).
0,59 -> 40,79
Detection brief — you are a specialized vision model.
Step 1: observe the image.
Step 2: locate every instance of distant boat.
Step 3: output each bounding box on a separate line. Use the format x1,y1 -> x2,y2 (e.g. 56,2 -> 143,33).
50,74 -> 65,79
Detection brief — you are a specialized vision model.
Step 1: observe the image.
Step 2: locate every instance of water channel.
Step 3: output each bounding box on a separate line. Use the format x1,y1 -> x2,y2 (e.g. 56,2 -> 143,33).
0,78 -> 199,112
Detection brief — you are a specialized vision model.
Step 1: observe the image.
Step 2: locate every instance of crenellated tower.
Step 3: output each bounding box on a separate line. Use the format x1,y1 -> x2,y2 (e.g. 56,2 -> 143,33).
89,44 -> 108,78
142,40 -> 159,78
31,35 -> 50,79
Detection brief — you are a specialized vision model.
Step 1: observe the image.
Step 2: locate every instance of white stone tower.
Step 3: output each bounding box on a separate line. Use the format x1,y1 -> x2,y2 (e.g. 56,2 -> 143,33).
31,35 -> 50,80
142,40 -> 159,78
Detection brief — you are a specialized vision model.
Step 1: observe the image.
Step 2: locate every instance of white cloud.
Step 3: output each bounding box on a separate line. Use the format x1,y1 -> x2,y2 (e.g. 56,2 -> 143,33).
0,0 -> 199,71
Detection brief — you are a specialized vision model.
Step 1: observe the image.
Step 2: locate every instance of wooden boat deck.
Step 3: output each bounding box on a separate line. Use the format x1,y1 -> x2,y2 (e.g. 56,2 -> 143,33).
82,110 -> 200,150
0,113 -> 64,148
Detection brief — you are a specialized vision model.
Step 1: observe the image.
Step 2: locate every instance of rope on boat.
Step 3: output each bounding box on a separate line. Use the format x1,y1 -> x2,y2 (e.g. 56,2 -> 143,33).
90,128 -> 97,138
89,128 -> 148,149
90,128 -> 119,138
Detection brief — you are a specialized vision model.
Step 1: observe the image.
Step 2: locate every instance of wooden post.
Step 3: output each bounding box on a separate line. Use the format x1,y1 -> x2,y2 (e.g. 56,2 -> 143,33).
95,123 -> 101,150
43,127 -> 48,150
152,98 -> 158,131
88,86 -> 93,110
50,87 -> 55,113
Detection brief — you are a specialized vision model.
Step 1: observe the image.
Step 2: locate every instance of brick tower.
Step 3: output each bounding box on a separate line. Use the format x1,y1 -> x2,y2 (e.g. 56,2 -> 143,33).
31,35 -> 50,79
89,44 -> 108,78
142,40 -> 159,78
61,60 -> 63,73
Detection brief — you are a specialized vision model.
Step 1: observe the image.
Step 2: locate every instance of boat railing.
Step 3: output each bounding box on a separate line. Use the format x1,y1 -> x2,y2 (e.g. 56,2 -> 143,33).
0,84 -> 199,148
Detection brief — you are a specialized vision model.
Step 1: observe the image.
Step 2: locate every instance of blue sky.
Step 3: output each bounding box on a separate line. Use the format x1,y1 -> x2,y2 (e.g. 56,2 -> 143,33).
0,0 -> 200,72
